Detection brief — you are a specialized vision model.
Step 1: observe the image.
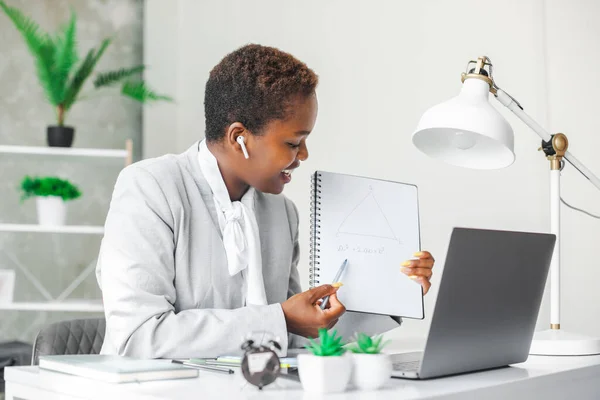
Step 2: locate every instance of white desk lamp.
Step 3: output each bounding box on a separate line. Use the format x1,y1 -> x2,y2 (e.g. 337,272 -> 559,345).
413,56 -> 600,356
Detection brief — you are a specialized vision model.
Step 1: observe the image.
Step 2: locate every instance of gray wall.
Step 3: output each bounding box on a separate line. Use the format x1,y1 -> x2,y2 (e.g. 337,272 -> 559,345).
0,0 -> 143,343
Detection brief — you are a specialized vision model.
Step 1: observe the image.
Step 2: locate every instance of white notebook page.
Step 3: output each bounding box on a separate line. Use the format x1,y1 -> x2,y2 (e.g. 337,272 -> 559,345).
313,171 -> 423,319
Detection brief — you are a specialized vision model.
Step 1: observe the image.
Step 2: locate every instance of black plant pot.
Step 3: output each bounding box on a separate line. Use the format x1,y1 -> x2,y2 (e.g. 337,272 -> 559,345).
47,126 -> 75,147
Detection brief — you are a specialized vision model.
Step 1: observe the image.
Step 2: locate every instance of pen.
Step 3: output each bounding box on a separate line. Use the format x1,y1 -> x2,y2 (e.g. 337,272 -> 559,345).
320,259 -> 348,310
204,360 -> 293,368
171,359 -> 235,374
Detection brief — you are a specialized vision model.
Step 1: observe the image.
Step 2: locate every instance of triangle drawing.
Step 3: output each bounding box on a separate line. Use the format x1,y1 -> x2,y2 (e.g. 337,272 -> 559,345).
337,190 -> 399,242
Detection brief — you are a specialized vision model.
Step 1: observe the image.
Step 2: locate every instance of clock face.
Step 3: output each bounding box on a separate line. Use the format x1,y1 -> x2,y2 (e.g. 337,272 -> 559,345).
241,349 -> 281,389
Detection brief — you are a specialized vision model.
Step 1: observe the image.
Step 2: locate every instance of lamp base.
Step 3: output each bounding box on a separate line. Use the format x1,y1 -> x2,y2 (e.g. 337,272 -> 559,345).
529,329 -> 600,356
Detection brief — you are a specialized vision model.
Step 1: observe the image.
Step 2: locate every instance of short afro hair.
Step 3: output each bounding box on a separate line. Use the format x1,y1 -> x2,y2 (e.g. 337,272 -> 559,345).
204,44 -> 318,142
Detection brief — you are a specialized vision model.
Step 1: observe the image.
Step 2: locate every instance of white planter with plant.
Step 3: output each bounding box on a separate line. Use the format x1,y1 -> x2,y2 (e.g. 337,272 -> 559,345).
298,328 -> 352,394
348,333 -> 392,390
20,176 -> 82,226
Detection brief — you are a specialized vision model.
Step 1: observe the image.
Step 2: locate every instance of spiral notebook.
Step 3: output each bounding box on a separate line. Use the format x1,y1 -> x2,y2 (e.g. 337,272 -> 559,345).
309,171 -> 424,319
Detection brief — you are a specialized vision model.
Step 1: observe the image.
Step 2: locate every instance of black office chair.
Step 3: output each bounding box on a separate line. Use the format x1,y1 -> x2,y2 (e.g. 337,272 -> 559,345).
31,318 -> 106,365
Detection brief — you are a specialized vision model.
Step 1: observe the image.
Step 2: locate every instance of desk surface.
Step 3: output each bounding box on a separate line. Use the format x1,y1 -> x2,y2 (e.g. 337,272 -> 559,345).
6,339 -> 600,400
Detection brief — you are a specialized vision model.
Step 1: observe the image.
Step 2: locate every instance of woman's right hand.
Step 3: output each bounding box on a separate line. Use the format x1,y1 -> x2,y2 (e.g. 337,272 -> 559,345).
281,284 -> 346,338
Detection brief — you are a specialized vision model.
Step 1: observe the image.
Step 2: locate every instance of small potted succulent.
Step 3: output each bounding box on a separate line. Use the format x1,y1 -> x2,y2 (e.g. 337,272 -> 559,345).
20,176 -> 81,226
347,332 -> 392,390
298,328 -> 352,393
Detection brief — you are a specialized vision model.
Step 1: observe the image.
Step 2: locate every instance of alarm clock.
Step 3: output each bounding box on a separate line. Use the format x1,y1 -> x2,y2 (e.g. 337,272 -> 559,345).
240,333 -> 282,390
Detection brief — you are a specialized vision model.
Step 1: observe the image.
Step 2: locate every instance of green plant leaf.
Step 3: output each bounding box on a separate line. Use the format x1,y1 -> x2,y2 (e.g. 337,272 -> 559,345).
0,1 -> 45,54
53,9 -> 78,103
93,65 -> 145,88
305,337 -> 323,356
63,38 -> 111,111
319,328 -> 328,348
37,39 -> 61,105
356,332 -> 370,351
351,333 -> 390,354
372,335 -> 383,349
332,336 -> 342,348
121,80 -> 173,103
0,1 -> 61,105
307,329 -> 346,357
20,176 -> 81,202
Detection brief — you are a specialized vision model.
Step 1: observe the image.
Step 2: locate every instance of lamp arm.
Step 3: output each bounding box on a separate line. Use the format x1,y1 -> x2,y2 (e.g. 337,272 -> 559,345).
495,89 -> 600,192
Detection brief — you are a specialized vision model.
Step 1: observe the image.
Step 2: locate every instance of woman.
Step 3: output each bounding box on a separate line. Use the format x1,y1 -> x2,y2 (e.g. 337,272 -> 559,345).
96,44 -> 434,358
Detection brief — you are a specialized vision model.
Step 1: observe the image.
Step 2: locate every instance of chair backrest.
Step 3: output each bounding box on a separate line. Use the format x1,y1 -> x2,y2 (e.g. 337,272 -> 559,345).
32,318 -> 106,365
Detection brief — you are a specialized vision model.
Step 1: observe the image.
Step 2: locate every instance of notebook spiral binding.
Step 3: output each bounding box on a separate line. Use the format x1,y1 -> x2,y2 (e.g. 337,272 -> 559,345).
309,172 -> 322,287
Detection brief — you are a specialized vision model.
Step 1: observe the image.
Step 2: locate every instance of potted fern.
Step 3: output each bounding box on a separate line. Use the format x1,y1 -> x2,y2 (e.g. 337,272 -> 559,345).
298,328 -> 352,393
347,332 -> 392,390
20,176 -> 81,226
0,1 -> 171,147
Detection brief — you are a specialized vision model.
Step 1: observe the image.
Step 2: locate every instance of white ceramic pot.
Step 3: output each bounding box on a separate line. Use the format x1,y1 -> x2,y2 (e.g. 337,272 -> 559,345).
297,353 -> 352,393
351,353 -> 392,390
36,196 -> 67,226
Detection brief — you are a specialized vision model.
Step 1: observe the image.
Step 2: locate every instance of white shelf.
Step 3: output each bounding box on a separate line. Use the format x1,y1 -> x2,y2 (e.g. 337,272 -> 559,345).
0,145 -> 127,159
0,301 -> 103,312
0,224 -> 104,234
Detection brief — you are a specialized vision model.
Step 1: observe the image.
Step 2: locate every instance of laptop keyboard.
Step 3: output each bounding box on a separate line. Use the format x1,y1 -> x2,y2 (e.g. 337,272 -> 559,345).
392,360 -> 420,372
391,351 -> 423,372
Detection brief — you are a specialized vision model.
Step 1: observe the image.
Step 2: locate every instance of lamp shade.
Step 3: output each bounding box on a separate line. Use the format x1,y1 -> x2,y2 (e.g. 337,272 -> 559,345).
412,78 -> 515,169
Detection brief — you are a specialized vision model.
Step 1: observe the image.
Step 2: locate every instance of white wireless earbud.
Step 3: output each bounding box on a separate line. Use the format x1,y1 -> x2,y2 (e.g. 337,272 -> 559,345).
237,136 -> 249,159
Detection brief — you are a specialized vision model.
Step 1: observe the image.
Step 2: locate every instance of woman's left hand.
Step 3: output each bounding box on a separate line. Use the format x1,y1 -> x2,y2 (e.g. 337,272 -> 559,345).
401,251 -> 435,295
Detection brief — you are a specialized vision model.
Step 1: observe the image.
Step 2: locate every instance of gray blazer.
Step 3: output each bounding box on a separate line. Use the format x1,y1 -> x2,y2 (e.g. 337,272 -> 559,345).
96,143 -> 399,359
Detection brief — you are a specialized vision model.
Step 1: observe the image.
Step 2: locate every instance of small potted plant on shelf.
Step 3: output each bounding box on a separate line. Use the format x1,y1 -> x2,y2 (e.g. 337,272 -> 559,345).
20,176 -> 81,226
347,332 -> 392,390
298,328 -> 352,393
0,1 -> 172,148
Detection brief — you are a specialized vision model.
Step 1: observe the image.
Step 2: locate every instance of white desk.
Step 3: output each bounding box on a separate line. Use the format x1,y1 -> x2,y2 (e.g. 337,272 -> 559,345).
5,339 -> 600,400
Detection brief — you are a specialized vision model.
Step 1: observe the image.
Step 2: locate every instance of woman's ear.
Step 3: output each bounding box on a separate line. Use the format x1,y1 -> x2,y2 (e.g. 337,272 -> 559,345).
224,122 -> 248,157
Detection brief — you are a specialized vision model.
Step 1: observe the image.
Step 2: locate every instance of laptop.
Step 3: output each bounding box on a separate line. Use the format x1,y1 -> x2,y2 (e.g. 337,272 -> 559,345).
392,227 -> 555,380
